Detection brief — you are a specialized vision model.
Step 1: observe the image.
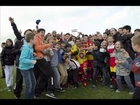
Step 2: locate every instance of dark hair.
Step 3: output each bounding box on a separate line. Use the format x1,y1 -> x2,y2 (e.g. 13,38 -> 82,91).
65,33 -> 70,36
37,28 -> 46,33
65,43 -> 72,48
111,28 -> 117,32
76,37 -> 81,41
134,29 -> 140,32
93,41 -> 100,47
1,42 -> 6,45
84,34 -> 88,37
122,25 -> 131,32
104,29 -> 110,35
6,39 -> 13,47
118,27 -> 123,30
25,33 -> 35,43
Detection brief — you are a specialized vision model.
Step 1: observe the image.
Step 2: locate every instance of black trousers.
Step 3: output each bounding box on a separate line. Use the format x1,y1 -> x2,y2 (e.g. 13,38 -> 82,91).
93,66 -> 109,85
132,86 -> 140,99
1,68 -> 5,78
1,63 -> 5,78
67,69 -> 78,86
13,68 -> 23,97
130,71 -> 135,87
34,58 -> 55,94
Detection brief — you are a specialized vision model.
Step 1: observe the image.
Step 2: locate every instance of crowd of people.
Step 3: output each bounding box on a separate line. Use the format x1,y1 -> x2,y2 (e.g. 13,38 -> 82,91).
0,17 -> 140,99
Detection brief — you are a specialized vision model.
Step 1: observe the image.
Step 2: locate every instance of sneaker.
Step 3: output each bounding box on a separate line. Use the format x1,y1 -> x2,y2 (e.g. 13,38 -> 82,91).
129,91 -> 134,95
109,85 -> 114,89
72,84 -> 78,89
46,92 -> 57,99
92,85 -> 96,88
7,86 -> 12,91
33,95 -> 36,99
14,95 -> 20,99
115,89 -> 120,93
56,88 -> 65,93
8,87 -> 11,91
8,89 -> 11,91
72,86 -> 78,89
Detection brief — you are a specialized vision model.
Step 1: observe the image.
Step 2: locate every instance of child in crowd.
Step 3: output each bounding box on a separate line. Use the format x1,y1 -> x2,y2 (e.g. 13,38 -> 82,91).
114,41 -> 135,94
64,54 -> 80,89
19,33 -> 37,99
107,35 -> 117,89
116,34 -> 140,99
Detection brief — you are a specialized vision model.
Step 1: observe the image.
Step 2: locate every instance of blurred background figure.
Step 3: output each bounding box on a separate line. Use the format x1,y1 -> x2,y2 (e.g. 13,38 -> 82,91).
1,42 -> 6,78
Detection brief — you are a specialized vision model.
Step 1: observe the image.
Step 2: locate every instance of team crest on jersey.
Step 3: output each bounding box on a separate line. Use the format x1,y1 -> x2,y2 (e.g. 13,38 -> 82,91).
79,53 -> 84,59
135,62 -> 140,67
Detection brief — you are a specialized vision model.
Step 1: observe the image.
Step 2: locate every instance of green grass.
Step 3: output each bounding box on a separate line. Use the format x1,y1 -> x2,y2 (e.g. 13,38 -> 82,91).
0,65 -> 132,99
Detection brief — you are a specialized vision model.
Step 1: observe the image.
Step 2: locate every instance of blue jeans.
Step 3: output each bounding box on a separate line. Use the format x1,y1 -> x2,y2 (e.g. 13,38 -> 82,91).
20,68 -> 36,99
116,75 -> 135,92
51,66 -> 61,89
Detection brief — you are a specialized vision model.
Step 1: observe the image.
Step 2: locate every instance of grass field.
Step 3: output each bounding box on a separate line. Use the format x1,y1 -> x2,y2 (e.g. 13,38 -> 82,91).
0,65 -> 133,99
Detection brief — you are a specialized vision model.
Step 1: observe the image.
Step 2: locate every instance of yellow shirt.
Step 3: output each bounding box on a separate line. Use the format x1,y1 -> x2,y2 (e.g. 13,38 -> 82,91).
76,48 -> 87,64
86,52 -> 94,60
85,42 -> 94,60
71,44 -> 77,53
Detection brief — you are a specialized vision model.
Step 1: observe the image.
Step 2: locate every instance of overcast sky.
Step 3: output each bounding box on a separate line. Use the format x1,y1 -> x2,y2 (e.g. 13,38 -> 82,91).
0,6 -> 140,51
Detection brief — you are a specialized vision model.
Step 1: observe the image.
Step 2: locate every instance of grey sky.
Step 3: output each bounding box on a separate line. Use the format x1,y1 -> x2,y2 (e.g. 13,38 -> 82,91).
0,6 -> 140,51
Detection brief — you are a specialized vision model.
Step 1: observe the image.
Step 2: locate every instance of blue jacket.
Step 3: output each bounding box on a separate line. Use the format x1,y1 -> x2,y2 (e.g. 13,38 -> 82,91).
58,48 -> 64,64
19,43 -> 36,70
122,53 -> 140,87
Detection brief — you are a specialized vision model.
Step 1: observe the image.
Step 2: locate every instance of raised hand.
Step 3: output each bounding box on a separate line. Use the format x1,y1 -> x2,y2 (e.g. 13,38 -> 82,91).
121,50 -> 130,58
9,17 -> 14,23
19,30 -> 22,34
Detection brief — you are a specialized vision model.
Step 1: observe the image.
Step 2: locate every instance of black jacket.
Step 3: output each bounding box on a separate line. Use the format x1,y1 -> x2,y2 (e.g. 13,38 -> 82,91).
11,22 -> 24,67
121,34 -> 135,60
1,46 -> 19,66
11,22 -> 24,40
113,32 -> 122,43
13,40 -> 23,66
92,48 -> 110,68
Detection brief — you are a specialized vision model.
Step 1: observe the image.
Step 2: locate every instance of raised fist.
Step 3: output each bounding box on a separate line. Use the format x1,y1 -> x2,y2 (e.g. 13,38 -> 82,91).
9,17 -> 14,23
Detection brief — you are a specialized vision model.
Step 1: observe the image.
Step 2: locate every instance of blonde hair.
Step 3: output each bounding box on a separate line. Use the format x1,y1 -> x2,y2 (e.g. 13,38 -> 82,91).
131,34 -> 140,46
44,36 -> 54,44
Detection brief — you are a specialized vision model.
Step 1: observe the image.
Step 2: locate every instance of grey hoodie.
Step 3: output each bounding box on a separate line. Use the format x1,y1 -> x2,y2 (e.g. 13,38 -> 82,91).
50,49 -> 59,67
115,49 -> 130,76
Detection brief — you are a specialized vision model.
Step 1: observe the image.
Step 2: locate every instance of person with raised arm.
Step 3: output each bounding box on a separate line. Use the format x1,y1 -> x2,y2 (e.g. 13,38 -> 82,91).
9,17 -> 33,99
